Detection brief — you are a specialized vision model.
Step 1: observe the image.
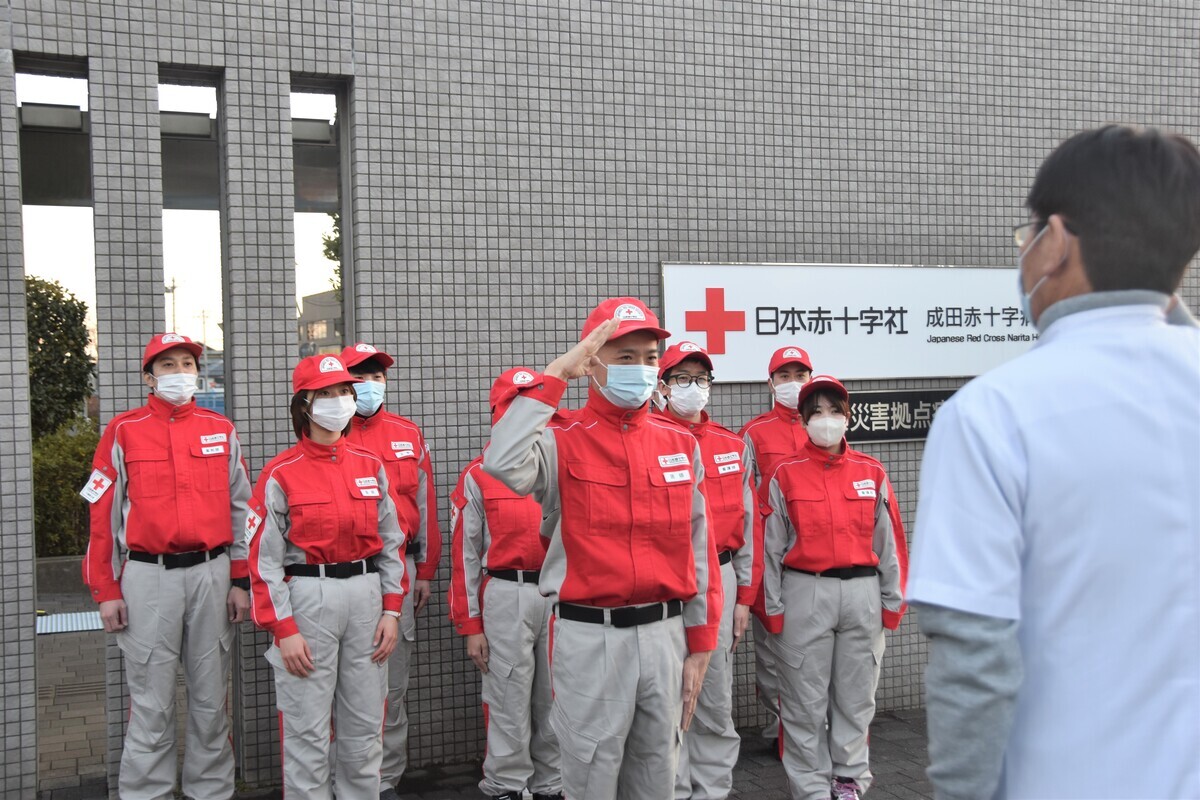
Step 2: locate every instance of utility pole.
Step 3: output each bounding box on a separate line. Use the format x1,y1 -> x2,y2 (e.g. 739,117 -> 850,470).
165,278 -> 178,331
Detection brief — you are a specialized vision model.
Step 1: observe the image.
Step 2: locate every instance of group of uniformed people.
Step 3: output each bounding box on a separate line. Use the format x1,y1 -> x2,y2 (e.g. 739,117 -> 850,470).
82,295 -> 908,800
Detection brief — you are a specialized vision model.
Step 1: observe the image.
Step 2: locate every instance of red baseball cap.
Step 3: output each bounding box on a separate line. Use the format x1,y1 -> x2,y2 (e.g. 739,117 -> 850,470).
798,374 -> 849,408
581,297 -> 670,341
340,342 -> 396,370
768,345 -> 813,375
489,367 -> 542,423
659,341 -> 714,378
292,354 -> 362,394
142,333 -> 204,370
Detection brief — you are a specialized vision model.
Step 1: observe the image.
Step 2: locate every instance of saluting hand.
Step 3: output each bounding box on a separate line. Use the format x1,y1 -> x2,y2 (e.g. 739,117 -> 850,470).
681,650 -> 713,731
545,318 -> 620,381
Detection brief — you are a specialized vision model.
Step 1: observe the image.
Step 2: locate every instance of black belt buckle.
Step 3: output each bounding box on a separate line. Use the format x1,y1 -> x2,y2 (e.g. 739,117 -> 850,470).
717,550 -> 734,566
487,568 -> 541,584
285,558 -> 379,579
129,545 -> 226,570
558,599 -> 683,628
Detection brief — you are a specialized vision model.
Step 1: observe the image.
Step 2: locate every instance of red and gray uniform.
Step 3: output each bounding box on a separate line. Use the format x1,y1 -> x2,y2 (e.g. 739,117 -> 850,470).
659,409 -> 759,800
82,392 -> 251,800
762,440 -> 908,799
248,435 -> 407,799
344,410 -> 440,785
483,376 -> 721,800
738,401 -> 808,740
449,457 -> 559,797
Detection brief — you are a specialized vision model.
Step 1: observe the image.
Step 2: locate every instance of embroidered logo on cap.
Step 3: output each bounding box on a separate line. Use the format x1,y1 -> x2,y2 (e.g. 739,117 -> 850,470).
319,356 -> 341,373
512,371 -> 535,385
355,343 -> 377,353
679,341 -> 702,352
783,348 -> 803,358
613,303 -> 646,322
161,333 -> 185,344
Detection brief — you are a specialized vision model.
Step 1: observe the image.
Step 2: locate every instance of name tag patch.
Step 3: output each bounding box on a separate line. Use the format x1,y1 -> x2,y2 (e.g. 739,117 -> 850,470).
853,479 -> 876,498
355,477 -> 378,488
658,453 -> 689,468
391,441 -> 413,451
662,469 -> 692,483
392,441 -> 416,458
201,445 -> 226,456
245,509 -> 262,544
713,451 -> 740,464
717,463 -> 741,475
80,469 -> 113,504
200,433 -> 227,445
360,487 -> 381,498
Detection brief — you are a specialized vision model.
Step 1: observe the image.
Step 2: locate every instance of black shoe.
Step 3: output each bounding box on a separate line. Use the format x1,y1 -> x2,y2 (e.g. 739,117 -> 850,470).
534,794 -> 564,800
491,793 -> 523,800
379,787 -> 401,800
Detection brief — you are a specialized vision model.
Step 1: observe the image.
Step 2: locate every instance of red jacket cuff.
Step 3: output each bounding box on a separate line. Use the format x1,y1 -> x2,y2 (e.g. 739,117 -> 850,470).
454,618 -> 485,636
229,559 -> 249,580
882,607 -> 905,631
90,584 -> 123,604
685,624 -> 719,653
735,585 -> 758,606
524,375 -> 567,407
415,564 -> 438,581
382,593 -> 403,612
763,613 -> 785,635
272,617 -> 300,641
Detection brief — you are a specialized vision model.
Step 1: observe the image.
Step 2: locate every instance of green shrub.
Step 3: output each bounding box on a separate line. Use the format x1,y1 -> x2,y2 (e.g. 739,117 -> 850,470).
33,417 -> 100,557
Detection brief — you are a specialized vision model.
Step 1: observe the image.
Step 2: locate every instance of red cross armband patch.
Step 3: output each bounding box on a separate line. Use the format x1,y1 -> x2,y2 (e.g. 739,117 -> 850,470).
245,503 -> 265,545
79,466 -> 115,504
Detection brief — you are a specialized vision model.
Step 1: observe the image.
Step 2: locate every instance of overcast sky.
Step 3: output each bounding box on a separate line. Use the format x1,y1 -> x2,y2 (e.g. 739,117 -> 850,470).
17,74 -> 339,352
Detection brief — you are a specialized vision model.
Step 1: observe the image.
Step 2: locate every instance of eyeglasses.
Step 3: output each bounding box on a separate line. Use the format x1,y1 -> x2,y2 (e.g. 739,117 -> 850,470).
1013,217 -> 1076,249
1012,221 -> 1042,249
664,374 -> 712,389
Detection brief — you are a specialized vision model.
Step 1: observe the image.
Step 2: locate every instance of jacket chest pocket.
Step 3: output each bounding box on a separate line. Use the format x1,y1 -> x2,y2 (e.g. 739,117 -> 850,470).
124,449 -> 170,498
646,468 -> 694,542
287,491 -> 334,544
189,443 -> 230,493
483,497 -> 544,548
841,483 -> 877,536
388,452 -> 420,493
564,461 -> 629,537
349,490 -> 381,554
757,447 -> 796,483
786,485 -> 828,539
705,465 -> 745,515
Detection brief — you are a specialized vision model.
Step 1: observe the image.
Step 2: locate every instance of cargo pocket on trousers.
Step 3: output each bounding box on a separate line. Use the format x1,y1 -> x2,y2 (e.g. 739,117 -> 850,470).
116,632 -> 166,713
481,651 -> 515,709
550,704 -> 601,799
481,653 -> 520,758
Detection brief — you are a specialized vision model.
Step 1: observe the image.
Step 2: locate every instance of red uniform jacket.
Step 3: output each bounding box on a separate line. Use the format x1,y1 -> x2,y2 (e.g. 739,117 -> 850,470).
447,456 -> 547,636
762,439 -> 909,632
82,393 -> 252,603
657,408 -> 761,606
247,435 -> 407,640
344,409 -> 440,580
483,376 -> 722,653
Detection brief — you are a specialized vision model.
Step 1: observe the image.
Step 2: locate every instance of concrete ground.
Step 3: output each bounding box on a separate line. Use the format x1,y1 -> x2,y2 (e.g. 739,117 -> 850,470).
36,590 -> 932,800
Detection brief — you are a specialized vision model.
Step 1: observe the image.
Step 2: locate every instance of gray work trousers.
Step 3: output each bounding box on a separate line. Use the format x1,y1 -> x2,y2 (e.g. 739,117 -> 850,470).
752,615 -> 782,742
381,553 -> 418,788
675,560 -> 740,800
479,576 -> 559,796
267,572 -> 388,800
116,554 -> 234,800
777,572 -> 884,800
550,611 -> 686,800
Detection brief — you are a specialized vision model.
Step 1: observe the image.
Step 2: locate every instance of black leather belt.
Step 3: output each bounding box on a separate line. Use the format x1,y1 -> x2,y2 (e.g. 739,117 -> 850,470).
786,565 -> 878,580
717,550 -> 734,566
487,568 -> 541,584
128,545 -> 227,570
557,599 -> 683,628
285,559 -> 378,579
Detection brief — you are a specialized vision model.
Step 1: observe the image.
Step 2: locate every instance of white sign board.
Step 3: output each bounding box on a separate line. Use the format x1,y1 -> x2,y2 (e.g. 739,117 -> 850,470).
661,263 -> 1037,381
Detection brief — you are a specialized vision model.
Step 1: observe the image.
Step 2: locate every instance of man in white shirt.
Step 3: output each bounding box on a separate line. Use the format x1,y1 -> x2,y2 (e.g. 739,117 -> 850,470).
909,125 -> 1200,800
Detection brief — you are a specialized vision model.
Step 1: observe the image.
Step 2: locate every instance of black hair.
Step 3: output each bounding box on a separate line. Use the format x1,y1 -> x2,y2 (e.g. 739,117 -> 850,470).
800,388 -> 850,424
289,393 -> 310,439
1027,125 -> 1200,293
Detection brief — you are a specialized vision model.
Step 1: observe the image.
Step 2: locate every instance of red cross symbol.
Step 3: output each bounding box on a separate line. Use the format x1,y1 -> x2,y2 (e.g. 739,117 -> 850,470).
92,476 -> 107,491
684,288 -> 745,355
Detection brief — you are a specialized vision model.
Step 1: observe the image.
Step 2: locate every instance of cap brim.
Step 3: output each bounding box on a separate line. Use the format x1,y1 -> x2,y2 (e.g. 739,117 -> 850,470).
143,341 -> 204,369
612,322 -> 671,340
343,351 -> 395,370
296,373 -> 363,392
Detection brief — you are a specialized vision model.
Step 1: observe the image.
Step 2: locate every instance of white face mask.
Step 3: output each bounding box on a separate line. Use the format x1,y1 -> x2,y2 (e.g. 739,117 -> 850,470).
153,372 -> 197,405
596,364 -> 659,409
772,380 -> 804,410
667,382 -> 710,417
807,415 -> 848,448
309,395 -> 356,433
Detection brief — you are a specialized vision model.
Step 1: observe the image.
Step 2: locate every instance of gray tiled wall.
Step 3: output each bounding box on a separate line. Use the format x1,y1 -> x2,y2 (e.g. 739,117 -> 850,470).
5,0 -> 1199,793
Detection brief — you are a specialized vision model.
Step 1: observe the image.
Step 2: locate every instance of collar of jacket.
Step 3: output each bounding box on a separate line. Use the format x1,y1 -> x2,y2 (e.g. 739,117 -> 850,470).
147,392 -> 196,419
771,401 -> 802,424
803,436 -> 846,465
299,432 -> 345,461
661,406 -> 710,437
584,384 -> 651,428
351,410 -> 381,431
